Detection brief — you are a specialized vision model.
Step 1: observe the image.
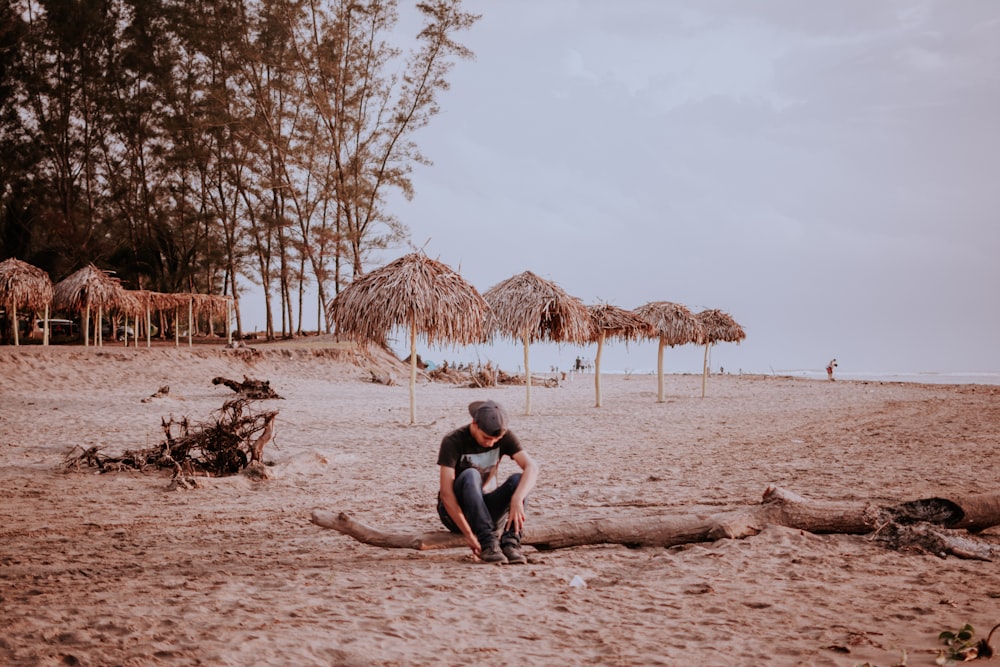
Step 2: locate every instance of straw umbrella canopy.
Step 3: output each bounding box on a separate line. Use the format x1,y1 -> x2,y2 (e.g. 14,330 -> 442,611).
587,303 -> 654,408
53,264 -> 128,346
484,271 -> 591,415
0,258 -> 54,346
325,252 -> 490,424
695,308 -> 746,398
633,301 -> 704,403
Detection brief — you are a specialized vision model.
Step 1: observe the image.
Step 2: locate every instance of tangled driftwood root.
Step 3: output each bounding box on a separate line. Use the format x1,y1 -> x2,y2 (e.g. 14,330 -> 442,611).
64,398 -> 278,479
141,385 -> 170,403
212,376 -> 282,399
427,362 -> 559,388
867,497 -> 1000,560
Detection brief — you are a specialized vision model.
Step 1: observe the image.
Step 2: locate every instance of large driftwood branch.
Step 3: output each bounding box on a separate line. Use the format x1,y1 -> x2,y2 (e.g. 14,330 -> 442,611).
212,375 -> 283,399
310,486 -> 1000,560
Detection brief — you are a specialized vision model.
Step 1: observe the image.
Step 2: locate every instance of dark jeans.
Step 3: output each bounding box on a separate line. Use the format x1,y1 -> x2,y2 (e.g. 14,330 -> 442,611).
438,469 -> 524,547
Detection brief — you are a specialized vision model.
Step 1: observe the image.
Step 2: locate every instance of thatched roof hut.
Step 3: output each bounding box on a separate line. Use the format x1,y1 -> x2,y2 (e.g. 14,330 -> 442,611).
0,258 -> 54,346
695,308 -> 746,397
587,303 -> 654,407
53,264 -> 128,346
326,252 -> 489,424
633,301 -> 703,402
123,291 -> 232,347
484,271 -> 591,415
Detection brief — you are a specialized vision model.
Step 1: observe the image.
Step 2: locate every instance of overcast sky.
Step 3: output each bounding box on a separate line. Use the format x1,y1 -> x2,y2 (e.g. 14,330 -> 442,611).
254,1 -> 1000,376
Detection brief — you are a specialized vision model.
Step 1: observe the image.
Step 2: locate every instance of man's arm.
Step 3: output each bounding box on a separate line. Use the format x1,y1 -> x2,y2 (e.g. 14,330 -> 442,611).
439,465 -> 481,557
506,450 -> 539,533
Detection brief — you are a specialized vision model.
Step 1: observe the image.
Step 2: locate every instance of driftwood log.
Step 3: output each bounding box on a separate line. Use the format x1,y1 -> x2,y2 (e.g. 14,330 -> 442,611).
311,486 -> 1000,560
212,375 -> 282,399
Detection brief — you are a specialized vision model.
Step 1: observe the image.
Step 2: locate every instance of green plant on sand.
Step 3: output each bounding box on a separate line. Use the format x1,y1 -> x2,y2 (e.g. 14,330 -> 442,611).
936,622 -> 998,664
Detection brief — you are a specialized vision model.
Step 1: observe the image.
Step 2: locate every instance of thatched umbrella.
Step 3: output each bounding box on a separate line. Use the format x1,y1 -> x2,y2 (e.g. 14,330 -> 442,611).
325,252 -> 489,424
484,271 -> 591,415
587,303 -> 654,408
0,258 -> 54,346
695,308 -> 746,398
634,301 -> 703,403
53,264 -> 127,347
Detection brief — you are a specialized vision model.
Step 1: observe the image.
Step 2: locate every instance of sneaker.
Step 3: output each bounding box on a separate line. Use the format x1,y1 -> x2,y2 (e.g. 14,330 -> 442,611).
479,542 -> 507,564
501,542 -> 527,564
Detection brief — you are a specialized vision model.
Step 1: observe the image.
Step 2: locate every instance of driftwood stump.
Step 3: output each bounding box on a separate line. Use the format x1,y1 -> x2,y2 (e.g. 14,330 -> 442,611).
311,486 -> 1000,560
64,398 -> 279,478
212,375 -> 282,399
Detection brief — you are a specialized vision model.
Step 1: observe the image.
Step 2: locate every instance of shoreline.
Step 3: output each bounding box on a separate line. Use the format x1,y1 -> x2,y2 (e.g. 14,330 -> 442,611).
3,342 -> 998,388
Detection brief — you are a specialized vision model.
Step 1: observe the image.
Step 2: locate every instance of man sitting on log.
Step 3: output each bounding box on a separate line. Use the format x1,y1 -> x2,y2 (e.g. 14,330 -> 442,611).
437,400 -> 539,564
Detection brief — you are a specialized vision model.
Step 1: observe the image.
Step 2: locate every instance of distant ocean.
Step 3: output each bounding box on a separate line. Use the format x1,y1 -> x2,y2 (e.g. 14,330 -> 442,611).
403,340 -> 1000,387
772,370 -> 1000,386
602,368 -> 1000,386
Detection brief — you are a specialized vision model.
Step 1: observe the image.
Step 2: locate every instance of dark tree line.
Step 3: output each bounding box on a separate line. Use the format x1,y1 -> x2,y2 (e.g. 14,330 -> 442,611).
0,0 -> 478,338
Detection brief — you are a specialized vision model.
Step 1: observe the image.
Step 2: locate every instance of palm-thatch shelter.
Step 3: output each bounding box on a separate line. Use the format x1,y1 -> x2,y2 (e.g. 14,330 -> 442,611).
633,301 -> 704,403
112,289 -> 144,346
0,258 -> 54,346
587,303 -> 654,408
695,308 -> 746,398
176,293 -> 231,346
325,252 -> 489,424
52,264 -> 128,347
484,271 -> 591,415
157,292 -> 196,346
127,290 -> 161,347
126,291 -> 231,348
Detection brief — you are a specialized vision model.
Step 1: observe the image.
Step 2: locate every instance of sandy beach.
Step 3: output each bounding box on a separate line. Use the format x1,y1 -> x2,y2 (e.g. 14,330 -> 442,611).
1,343 -> 998,666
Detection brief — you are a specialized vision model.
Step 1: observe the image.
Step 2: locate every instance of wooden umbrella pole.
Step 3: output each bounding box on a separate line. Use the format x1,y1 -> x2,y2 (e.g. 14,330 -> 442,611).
11,302 -> 18,346
97,306 -> 103,347
657,337 -> 666,403
523,330 -> 532,416
701,342 -> 710,398
43,304 -> 49,346
187,298 -> 193,347
146,306 -> 151,348
84,304 -> 90,347
594,332 -> 605,408
227,298 -> 232,346
174,306 -> 179,347
409,317 -> 417,425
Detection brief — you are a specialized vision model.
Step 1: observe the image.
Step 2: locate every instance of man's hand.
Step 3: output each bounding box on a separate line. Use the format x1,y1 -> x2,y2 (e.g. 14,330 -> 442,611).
507,450 -> 538,535
505,496 -> 526,533
464,532 -> 481,558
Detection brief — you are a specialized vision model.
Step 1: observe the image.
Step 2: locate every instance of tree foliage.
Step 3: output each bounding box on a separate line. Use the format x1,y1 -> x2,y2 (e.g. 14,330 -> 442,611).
1,0 -> 478,337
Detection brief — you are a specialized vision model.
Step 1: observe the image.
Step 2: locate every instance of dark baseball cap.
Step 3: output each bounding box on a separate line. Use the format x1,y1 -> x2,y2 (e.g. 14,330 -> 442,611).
468,400 -> 508,437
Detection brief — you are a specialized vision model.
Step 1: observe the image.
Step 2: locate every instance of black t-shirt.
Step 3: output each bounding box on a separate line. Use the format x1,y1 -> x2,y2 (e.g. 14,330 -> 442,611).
437,425 -> 523,488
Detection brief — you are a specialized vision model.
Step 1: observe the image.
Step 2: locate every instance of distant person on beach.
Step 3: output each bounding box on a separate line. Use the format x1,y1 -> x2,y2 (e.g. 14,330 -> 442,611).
437,400 -> 539,564
827,358 -> 838,381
